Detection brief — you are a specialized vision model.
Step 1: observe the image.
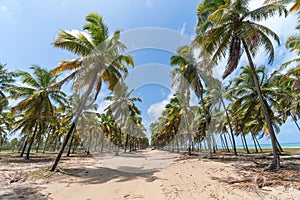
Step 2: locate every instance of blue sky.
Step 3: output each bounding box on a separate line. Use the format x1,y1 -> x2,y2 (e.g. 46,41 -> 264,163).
1,0 -> 299,145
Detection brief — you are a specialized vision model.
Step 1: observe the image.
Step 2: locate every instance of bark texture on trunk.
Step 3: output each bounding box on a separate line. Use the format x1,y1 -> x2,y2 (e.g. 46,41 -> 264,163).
243,40 -> 280,170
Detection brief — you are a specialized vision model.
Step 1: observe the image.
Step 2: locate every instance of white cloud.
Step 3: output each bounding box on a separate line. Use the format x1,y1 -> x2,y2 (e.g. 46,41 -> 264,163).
0,5 -> 7,11
146,0 -> 152,9
147,99 -> 169,122
147,92 -> 173,122
0,5 -> 13,21
147,87 -> 199,122
0,0 -> 19,22
179,22 -> 186,36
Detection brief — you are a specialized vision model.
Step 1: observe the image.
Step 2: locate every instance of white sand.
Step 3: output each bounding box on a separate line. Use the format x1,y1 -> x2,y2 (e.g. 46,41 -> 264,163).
1,149 -> 299,200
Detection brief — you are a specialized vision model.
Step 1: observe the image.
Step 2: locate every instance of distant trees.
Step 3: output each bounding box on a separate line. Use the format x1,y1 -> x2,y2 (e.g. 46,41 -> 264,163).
150,0 -> 300,170
7,66 -> 68,159
0,0 -> 300,173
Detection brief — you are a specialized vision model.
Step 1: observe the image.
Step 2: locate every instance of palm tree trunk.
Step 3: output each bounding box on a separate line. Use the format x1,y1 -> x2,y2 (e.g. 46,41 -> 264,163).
182,107 -> 192,155
291,114 -> 300,132
20,135 -> 29,157
220,98 -> 237,155
50,70 -> 99,171
197,87 -> 212,158
72,144 -> 76,154
220,134 -> 230,152
252,134 -> 259,153
50,122 -> 76,171
124,134 -> 129,153
36,141 -> 40,153
242,133 -> 250,154
100,134 -> 105,152
115,131 -> 122,156
223,134 -> 230,152
220,134 -> 226,150
26,124 -> 38,160
242,40 -> 280,170
241,134 -> 246,152
67,130 -> 75,157
255,136 -> 263,153
17,139 -> 23,153
52,135 -> 57,152
43,132 -> 50,154
0,133 -> 2,152
275,137 -> 284,153
212,134 -> 217,153
176,135 -> 180,153
227,132 -> 233,148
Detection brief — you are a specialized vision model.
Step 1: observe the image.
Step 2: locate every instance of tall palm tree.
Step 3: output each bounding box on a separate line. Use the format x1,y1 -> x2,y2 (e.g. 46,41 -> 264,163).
164,95 -> 184,153
265,0 -> 300,133
281,31 -> 300,90
195,0 -> 287,169
104,84 -> 142,155
170,46 -> 215,156
0,64 -> 15,110
270,72 -> 300,132
0,64 -> 15,150
63,95 -> 98,155
7,66 -> 67,159
228,66 -> 283,152
50,13 -> 133,171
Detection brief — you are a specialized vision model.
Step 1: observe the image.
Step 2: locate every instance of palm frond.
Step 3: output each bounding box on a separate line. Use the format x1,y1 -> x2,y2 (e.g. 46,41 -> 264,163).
248,3 -> 288,22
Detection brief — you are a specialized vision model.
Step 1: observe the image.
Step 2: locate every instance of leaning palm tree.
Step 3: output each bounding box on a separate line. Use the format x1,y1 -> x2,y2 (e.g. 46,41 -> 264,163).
195,0 -> 287,169
49,13 -> 133,171
7,66 -> 68,159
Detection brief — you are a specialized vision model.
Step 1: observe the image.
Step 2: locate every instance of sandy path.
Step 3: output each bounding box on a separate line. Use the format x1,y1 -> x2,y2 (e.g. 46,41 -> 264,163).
42,150 -> 180,200
1,149 -> 299,199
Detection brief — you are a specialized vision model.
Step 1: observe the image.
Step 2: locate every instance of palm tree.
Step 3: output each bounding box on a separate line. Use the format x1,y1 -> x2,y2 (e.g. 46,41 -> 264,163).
164,95 -> 184,152
7,66 -> 67,159
49,13 -> 133,171
195,0 -> 287,169
228,66 -> 283,152
170,46 -> 215,156
0,64 -> 15,146
104,84 -> 142,155
0,64 -> 15,110
281,32 -> 300,91
65,95 -> 99,155
269,72 -> 300,132
99,113 -> 115,152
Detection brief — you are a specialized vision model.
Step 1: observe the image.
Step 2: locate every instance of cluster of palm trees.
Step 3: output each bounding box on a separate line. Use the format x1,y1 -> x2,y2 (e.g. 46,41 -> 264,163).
151,0 -> 300,170
0,13 -> 148,171
0,1 -> 299,172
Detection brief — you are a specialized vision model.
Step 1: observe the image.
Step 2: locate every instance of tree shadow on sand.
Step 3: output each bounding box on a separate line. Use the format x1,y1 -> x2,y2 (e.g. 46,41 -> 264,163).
0,185 -> 48,200
59,166 -> 158,185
